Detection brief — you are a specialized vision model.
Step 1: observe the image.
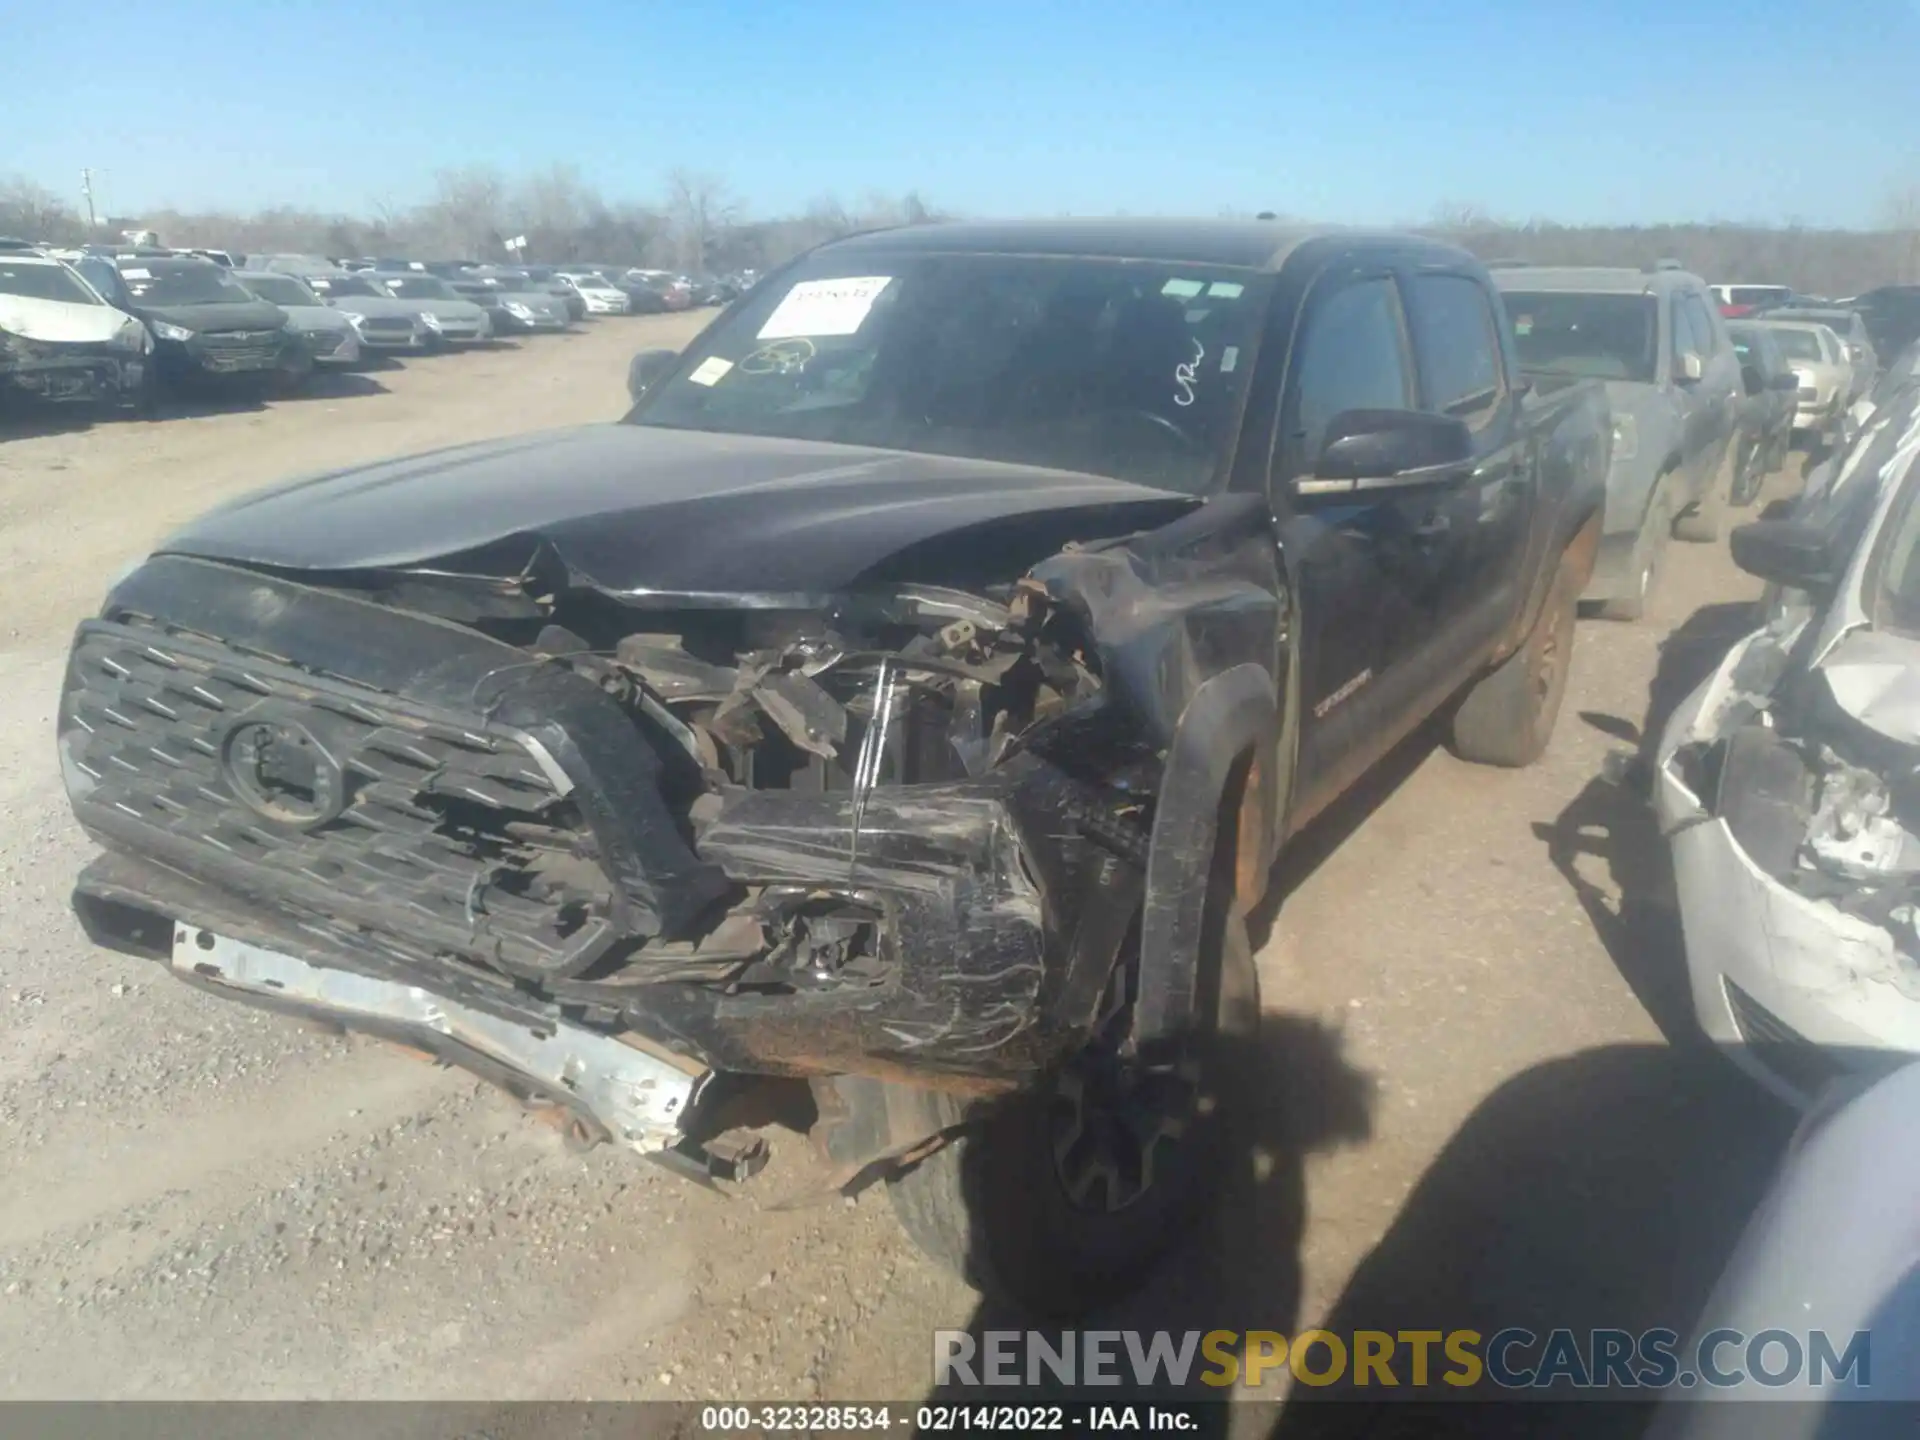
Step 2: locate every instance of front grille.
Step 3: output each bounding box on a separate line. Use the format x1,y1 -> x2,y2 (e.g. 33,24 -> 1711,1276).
358,317 -> 412,334
203,330 -> 280,348
62,619 -> 620,979
1725,978 -> 1838,1097
301,330 -> 346,355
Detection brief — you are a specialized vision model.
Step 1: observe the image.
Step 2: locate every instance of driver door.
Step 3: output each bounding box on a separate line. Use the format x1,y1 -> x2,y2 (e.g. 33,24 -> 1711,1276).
1270,263 -> 1447,826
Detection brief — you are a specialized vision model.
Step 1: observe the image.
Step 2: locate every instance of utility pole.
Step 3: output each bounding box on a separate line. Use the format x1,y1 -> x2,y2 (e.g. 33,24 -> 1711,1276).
80,169 -> 97,229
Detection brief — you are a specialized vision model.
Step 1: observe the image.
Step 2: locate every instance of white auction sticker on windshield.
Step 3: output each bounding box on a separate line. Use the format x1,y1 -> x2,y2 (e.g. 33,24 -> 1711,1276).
121,268 -> 151,279
757,276 -> 891,339
687,356 -> 733,387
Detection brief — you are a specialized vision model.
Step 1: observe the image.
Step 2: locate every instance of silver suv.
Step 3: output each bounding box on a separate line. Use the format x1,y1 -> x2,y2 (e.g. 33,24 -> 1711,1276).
1494,265 -> 1743,620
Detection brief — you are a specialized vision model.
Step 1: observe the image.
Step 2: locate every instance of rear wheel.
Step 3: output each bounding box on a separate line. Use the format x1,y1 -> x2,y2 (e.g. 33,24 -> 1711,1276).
1730,437 -> 1765,508
1451,547 -> 1578,767
887,875 -> 1259,1315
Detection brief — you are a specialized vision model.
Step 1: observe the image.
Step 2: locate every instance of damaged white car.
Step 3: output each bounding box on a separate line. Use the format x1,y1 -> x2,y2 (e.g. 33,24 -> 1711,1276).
1656,375 -> 1920,1103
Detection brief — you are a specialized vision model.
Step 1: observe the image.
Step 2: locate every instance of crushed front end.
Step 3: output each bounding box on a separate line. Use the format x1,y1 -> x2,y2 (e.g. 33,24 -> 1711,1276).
1655,618 -> 1920,1104
59,553 -> 1156,1166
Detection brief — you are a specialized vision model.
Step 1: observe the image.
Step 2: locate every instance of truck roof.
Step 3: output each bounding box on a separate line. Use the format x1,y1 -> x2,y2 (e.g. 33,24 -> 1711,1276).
812,218 -> 1456,273
1490,265 -> 1706,296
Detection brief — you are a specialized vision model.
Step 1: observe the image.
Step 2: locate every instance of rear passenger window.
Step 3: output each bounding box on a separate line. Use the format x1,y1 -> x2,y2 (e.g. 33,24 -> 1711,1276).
1683,295 -> 1723,355
1405,274 -> 1504,421
1286,277 -> 1413,465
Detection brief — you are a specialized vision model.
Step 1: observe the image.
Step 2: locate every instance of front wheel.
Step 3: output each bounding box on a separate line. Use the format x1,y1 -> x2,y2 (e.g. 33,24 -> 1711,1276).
887,896 -> 1259,1316
1596,481 -> 1672,623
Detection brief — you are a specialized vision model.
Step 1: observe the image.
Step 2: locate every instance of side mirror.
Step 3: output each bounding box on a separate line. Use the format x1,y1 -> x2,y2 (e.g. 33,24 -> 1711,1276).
1769,372 -> 1800,393
1741,364 -> 1765,397
1297,409 -> 1474,495
627,348 -> 679,403
1729,519 -> 1838,592
1677,352 -> 1705,383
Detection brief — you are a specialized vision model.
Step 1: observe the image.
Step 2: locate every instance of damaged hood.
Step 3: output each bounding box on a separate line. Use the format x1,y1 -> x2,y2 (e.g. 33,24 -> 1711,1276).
1816,628 -> 1920,749
0,293 -> 140,346
155,424 -> 1201,596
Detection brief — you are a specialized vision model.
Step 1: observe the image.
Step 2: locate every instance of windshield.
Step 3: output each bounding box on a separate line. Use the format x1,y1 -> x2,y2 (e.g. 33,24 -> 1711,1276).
238,275 -> 317,306
1771,327 -> 1824,361
0,261 -> 99,305
315,275 -> 379,298
1503,292 -> 1657,382
118,262 -> 256,305
630,254 -> 1269,494
377,276 -> 456,300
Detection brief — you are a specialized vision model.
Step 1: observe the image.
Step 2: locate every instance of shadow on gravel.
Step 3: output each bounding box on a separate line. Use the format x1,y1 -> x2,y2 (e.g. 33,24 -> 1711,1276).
1538,601 -> 1762,1045
1272,1043 -> 1795,1439
284,372 -> 391,401
0,407 -> 104,439
921,1017 -> 1376,1431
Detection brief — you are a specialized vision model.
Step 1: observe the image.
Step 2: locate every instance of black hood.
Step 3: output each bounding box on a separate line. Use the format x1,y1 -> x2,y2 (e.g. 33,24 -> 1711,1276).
156,424 -> 1201,597
134,298 -> 288,335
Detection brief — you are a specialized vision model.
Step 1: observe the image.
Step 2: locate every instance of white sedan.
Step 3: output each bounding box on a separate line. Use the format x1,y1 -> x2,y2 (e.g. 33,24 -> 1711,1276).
1655,376 -> 1920,1105
556,272 -> 631,315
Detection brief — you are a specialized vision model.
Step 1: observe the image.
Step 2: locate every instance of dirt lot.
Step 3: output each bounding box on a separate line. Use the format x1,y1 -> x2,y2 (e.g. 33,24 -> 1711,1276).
0,316 -> 1800,1421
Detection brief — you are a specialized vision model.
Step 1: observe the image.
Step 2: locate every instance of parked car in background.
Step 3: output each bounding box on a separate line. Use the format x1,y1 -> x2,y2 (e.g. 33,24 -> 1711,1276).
1769,305 -> 1878,402
301,272 -> 432,352
554,271 -> 630,315
1851,286 -> 1920,367
0,248 -> 152,416
232,272 -> 362,368
1495,264 -> 1741,620
246,254 -> 344,284
1762,320 -> 1853,446
627,269 -> 691,310
186,249 -> 239,268
1711,283 -> 1794,318
364,273 -> 491,346
57,219 -> 1606,1316
471,277 -> 571,332
1654,363 -> 1920,1106
1725,320 -> 1799,506
510,266 -> 588,320
102,256 -> 311,393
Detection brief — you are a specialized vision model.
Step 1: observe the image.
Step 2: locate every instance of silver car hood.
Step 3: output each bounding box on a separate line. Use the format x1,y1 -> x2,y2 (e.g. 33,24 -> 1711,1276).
323,295 -> 423,322
398,298 -> 486,322
276,303 -> 355,332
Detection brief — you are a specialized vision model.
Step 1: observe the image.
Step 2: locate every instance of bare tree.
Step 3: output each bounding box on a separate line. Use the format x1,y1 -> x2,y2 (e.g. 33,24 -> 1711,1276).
666,170 -> 737,272
1881,180 -> 1920,286
0,176 -> 85,244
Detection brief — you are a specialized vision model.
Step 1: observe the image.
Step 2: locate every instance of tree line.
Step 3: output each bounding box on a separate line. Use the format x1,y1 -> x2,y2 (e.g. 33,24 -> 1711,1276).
0,165 -> 944,274
7,168 -> 1920,295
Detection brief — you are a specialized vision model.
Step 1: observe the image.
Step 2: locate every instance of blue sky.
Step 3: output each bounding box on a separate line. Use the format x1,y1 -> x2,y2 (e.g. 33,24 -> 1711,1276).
5,0 -> 1915,227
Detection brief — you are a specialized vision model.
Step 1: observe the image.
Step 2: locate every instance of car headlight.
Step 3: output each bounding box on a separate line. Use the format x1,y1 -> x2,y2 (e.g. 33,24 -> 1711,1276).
151,321 -> 193,342
338,310 -> 367,331
418,312 -> 443,329
1610,414 -> 1637,462
504,301 -> 532,316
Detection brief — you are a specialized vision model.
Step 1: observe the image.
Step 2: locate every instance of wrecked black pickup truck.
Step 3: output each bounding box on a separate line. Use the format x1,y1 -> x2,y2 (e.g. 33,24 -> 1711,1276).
60,220 -> 1605,1313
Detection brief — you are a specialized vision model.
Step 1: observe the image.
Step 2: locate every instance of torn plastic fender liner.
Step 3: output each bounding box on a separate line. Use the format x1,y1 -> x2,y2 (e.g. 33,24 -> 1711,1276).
1134,663 -> 1280,1060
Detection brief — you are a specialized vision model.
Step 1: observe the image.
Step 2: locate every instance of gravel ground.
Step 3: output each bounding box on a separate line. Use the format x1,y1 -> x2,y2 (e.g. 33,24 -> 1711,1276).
0,317 -> 1801,1420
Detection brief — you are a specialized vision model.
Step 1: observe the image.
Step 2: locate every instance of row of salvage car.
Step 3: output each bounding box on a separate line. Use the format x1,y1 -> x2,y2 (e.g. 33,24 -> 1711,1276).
0,239 -> 672,423
1654,336 -> 1920,1105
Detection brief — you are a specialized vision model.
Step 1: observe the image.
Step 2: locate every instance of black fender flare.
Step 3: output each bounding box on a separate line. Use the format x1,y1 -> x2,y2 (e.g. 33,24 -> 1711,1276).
1134,662 -> 1279,1055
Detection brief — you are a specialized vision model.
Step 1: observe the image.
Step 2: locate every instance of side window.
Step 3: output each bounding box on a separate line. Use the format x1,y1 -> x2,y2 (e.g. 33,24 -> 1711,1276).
1404,273 -> 1504,423
1284,276 -> 1414,468
1684,294 -> 1723,356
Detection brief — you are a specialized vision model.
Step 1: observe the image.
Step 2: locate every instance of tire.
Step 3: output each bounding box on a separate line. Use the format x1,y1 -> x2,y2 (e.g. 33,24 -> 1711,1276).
1673,444 -> 1732,544
1730,437 -> 1765,509
271,347 -> 314,396
1450,549 -> 1578,767
1596,480 -> 1673,622
887,885 -> 1260,1316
